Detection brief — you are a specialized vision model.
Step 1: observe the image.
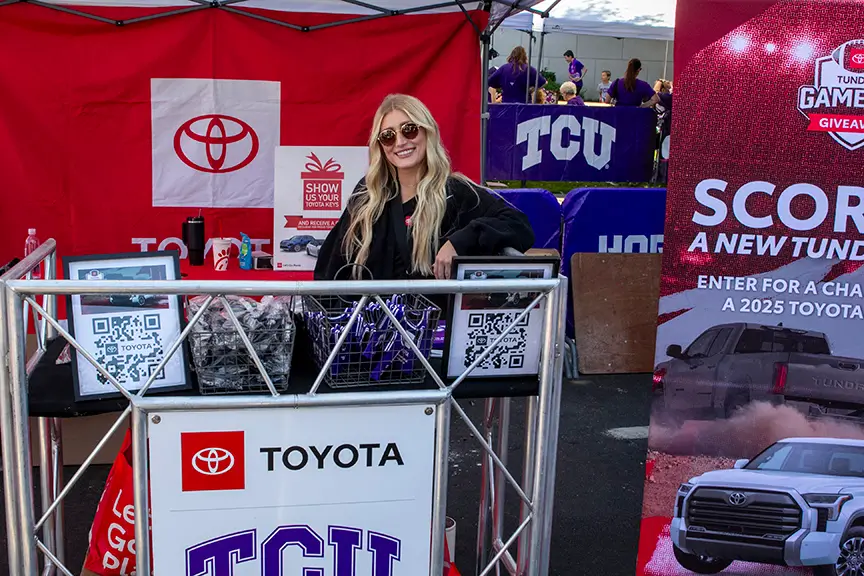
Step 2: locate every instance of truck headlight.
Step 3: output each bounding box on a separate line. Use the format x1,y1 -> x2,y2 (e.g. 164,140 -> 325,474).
804,494 -> 852,521
678,483 -> 694,494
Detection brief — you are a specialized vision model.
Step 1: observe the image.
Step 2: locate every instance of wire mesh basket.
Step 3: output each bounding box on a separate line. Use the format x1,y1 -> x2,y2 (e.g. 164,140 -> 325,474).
187,295 -> 296,395
302,293 -> 441,388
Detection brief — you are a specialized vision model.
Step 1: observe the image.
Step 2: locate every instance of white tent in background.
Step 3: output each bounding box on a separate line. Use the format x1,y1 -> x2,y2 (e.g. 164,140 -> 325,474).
539,0 -> 675,41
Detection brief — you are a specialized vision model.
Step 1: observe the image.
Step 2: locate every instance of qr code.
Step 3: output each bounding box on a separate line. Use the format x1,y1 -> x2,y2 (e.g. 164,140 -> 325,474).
91,314 -> 165,386
464,312 -> 529,370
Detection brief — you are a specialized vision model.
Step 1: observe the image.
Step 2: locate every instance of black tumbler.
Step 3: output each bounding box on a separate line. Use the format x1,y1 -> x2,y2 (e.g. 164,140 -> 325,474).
182,216 -> 205,266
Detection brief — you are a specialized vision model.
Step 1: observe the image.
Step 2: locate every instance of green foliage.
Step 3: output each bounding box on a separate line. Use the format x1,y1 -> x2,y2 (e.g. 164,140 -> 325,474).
541,68 -> 560,94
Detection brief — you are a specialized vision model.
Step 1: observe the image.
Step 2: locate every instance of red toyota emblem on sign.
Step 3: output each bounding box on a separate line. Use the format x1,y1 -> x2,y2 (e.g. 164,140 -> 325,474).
173,114 -> 259,173
180,430 -> 245,492
851,48 -> 864,69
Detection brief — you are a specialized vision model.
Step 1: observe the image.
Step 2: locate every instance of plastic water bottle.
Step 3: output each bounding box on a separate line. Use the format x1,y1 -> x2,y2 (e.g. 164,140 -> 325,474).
24,228 -> 42,279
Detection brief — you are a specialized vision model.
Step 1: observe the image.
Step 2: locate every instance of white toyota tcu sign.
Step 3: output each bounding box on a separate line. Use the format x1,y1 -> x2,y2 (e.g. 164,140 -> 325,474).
148,404 -> 437,576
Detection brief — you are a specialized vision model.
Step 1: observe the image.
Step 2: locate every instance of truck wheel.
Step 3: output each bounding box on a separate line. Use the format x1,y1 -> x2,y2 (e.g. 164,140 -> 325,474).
814,526 -> 864,576
673,545 -> 732,574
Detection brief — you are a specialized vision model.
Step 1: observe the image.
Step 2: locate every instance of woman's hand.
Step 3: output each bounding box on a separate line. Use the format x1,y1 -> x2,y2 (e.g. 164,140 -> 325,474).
434,241 -> 458,279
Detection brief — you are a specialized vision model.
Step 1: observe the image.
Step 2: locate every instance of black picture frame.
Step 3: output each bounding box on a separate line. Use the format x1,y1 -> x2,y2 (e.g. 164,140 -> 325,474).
63,250 -> 192,401
440,255 -> 561,381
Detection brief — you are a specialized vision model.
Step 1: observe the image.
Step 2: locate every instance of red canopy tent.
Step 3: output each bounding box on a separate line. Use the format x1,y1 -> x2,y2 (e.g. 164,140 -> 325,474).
0,0 -> 539,267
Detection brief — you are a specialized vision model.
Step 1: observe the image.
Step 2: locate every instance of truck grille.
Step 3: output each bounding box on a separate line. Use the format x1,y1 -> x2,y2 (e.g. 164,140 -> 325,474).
686,488 -> 802,544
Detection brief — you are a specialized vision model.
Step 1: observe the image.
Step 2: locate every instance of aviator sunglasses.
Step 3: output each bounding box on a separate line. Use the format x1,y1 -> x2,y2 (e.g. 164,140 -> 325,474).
377,122 -> 420,147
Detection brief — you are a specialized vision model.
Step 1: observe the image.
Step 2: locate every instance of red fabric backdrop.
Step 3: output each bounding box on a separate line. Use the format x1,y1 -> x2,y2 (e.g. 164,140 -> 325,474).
0,4 -> 486,265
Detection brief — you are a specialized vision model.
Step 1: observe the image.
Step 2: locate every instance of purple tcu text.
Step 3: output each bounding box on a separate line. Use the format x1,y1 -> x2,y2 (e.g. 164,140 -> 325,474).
186,524 -> 401,576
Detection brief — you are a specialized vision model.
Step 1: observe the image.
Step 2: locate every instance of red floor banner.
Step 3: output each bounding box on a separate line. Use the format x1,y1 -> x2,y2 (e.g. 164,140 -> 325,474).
644,1 -> 864,574
0,4 -> 484,265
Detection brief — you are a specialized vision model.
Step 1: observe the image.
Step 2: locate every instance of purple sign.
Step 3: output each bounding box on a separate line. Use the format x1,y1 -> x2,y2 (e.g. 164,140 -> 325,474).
486,104 -> 657,182
186,524 -> 402,576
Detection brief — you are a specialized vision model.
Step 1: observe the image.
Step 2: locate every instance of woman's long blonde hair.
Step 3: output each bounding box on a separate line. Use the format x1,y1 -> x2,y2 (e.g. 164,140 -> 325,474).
342,94 -> 465,278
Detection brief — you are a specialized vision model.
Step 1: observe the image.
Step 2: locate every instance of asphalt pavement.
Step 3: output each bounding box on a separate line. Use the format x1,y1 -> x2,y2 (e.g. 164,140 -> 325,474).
0,374 -> 652,575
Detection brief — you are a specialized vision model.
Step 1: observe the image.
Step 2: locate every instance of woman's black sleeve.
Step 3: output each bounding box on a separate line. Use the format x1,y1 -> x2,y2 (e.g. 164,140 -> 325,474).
313,181 -> 364,280
446,182 -> 535,256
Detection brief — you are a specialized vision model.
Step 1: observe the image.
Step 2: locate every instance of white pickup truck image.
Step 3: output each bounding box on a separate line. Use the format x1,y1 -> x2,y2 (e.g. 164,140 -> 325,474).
671,437 -> 864,575
653,323 -> 864,423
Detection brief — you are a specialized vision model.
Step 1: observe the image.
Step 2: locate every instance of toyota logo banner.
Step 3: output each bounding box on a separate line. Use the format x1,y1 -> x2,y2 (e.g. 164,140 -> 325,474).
148,404 -> 436,575
638,1 -> 864,575
0,4 -> 484,267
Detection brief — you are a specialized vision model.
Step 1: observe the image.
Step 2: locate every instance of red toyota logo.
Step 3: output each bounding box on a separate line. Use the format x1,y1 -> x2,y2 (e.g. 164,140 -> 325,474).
854,54 -> 864,64
173,114 -> 259,173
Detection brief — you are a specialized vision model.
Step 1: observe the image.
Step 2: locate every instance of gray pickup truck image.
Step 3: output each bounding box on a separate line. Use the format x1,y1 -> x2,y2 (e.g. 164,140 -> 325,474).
653,323 -> 864,423
671,437 -> 864,576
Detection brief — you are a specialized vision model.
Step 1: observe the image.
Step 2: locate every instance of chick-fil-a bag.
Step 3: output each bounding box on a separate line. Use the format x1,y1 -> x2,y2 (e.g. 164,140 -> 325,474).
83,428 -> 151,576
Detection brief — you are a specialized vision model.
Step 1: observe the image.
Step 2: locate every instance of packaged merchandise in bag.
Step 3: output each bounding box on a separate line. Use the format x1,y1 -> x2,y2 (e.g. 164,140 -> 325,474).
83,428 -> 150,576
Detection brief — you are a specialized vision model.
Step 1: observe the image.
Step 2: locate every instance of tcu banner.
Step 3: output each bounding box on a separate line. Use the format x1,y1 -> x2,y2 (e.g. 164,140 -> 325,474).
641,1 -> 864,575
0,4 -> 484,267
149,404 -> 436,575
485,104 -> 655,182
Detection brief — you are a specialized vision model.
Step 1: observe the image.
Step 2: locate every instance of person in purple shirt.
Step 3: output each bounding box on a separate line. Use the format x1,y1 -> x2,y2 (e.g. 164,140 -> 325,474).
488,46 -> 547,104
560,82 -> 585,106
563,50 -> 585,92
608,58 -> 659,107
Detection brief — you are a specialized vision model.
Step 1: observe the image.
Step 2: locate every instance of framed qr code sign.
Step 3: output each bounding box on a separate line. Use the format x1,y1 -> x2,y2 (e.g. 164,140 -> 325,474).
63,251 -> 191,401
441,256 -> 559,380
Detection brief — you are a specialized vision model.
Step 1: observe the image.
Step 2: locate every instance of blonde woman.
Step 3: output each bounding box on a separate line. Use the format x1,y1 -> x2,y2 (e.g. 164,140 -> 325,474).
314,94 -> 534,281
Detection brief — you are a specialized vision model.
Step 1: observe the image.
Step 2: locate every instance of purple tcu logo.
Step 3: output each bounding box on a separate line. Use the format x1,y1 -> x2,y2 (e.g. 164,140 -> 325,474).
186,524 -> 401,576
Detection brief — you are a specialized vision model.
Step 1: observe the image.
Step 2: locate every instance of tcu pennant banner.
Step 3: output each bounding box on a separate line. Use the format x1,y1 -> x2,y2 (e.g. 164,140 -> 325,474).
485,104 -> 656,182
641,1 -> 864,575
0,4 -> 484,266
148,404 -> 436,575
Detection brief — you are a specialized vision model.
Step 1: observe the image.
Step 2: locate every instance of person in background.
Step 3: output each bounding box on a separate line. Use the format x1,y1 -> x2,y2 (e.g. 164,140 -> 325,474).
532,87 -> 548,104
598,70 -> 612,102
314,94 -> 534,281
488,46 -> 547,103
654,78 -> 673,132
608,58 -> 659,107
563,50 -> 586,94
559,82 -> 585,106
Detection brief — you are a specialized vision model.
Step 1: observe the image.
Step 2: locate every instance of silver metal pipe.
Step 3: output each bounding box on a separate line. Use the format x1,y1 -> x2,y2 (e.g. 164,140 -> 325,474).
494,398 -> 511,543
7,278 -> 559,297
0,239 -> 56,281
36,408 -> 131,531
220,296 -> 279,396
7,289 -> 39,574
527,288 -> 561,576
533,29 -> 545,95
308,295 -> 369,395
35,540 -> 74,576
475,399 -> 495,575
133,389 -> 450,412
479,515 -> 533,576
429,400 -> 451,576
516,397 -> 538,574
448,293 -> 543,391
132,405 -> 151,576
38,418 -> 56,576
0,280 -> 22,571
492,539 -> 518,576
51,417 -> 66,567
538,282 -> 568,575
25,297 -> 134,402
450,399 -> 532,508
372,295 -> 447,391
137,294 -> 213,398
44,252 -> 57,341
525,30 -> 534,103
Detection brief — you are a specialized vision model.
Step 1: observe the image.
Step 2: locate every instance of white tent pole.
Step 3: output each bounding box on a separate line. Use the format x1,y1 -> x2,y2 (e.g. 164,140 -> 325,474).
525,28 -> 534,103
663,40 -> 669,79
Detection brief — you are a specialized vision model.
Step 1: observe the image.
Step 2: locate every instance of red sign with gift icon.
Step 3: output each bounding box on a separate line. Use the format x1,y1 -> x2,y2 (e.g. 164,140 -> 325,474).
301,153 -> 343,211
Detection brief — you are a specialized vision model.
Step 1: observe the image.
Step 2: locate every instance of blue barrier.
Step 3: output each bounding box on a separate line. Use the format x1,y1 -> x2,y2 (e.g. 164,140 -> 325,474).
496,188 -> 562,250
486,104 -> 656,182
561,187 -> 667,336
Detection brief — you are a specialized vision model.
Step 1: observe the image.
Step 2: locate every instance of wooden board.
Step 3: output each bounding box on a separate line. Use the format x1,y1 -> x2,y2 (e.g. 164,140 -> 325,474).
570,253 -> 662,374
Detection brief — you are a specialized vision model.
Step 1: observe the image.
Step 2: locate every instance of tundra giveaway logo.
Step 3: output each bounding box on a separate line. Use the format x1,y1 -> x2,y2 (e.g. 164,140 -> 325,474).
799,40 -> 864,150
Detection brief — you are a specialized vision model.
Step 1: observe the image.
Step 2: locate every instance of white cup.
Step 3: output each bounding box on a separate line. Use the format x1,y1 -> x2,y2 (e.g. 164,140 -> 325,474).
212,238 -> 232,271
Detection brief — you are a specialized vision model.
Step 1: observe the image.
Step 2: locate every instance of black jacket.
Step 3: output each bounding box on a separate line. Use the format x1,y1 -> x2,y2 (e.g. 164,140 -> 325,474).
314,176 -> 535,281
